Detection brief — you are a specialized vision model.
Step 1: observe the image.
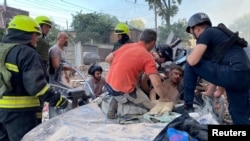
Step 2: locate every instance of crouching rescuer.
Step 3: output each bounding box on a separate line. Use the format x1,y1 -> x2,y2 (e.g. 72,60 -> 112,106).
0,15 -> 68,141
104,29 -> 172,119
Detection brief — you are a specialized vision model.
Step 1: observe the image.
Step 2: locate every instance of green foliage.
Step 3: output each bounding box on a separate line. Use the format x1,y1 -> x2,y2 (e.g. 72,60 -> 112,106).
145,0 -> 182,27
46,23 -> 75,47
157,18 -> 192,46
140,0 -> 190,46
47,23 -> 61,45
229,13 -> 250,43
129,19 -> 145,29
71,12 -> 119,44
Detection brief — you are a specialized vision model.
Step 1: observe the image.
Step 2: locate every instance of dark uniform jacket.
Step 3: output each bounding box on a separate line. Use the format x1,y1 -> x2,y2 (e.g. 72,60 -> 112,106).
36,36 -> 50,62
0,30 -> 51,111
37,36 -> 50,80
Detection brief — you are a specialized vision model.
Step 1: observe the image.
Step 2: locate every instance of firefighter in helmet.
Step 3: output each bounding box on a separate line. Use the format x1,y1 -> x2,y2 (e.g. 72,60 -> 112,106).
112,22 -> 133,52
0,15 -> 68,141
35,15 -> 52,81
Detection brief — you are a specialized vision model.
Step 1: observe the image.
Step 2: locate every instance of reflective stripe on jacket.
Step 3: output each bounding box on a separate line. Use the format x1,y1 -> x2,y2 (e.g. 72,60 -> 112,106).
2,43 -> 49,111
0,96 -> 40,108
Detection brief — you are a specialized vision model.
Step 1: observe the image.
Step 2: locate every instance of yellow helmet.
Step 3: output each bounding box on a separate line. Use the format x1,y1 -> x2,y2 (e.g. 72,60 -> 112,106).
8,15 -> 41,35
35,16 -> 52,27
115,23 -> 130,34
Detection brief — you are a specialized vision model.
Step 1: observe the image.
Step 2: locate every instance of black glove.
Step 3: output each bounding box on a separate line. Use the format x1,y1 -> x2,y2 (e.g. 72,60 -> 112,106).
40,88 -> 68,109
55,96 -> 68,109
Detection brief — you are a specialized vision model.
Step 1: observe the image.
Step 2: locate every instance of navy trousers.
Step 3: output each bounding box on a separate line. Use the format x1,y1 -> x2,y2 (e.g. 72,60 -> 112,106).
0,111 -> 38,141
184,60 -> 250,125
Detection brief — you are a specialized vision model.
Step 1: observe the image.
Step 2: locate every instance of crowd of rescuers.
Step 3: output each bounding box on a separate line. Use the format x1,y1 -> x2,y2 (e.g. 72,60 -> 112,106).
0,15 -> 183,141
140,11 -> 250,126
105,17 -> 250,126
112,22 -> 184,101
1,11 -> 249,141
104,24 -> 187,119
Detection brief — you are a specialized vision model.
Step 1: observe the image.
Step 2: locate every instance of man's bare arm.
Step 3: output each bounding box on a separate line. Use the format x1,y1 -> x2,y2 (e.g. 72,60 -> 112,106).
148,73 -> 169,102
139,73 -> 151,94
51,57 -> 60,70
105,52 -> 114,65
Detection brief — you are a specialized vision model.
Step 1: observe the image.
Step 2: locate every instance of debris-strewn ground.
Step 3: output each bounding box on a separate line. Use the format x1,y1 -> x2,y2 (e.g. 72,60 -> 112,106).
67,61 -> 232,124
23,103 -> 167,141
64,62 -> 110,88
212,94 -> 232,124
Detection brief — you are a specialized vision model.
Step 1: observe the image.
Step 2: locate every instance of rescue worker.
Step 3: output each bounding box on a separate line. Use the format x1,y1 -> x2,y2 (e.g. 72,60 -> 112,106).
35,15 -> 52,82
184,12 -> 250,124
35,15 -> 52,124
155,44 -> 173,64
0,15 -> 68,141
140,44 -> 174,96
105,29 -> 170,119
112,22 -> 133,52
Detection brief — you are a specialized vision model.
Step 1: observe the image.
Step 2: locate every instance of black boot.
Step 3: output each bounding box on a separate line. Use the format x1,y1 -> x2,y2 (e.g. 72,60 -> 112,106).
173,103 -> 194,114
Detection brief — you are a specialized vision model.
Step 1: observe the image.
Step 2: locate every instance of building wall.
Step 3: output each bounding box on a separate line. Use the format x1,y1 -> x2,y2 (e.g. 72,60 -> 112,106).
65,26 -> 142,65
65,45 -> 75,65
0,6 -> 29,29
65,44 -> 102,65
98,47 -> 112,61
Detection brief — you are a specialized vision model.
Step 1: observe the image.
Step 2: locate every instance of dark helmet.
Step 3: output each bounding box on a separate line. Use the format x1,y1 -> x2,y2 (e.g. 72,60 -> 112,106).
155,44 -> 173,61
88,64 -> 103,75
186,12 -> 212,33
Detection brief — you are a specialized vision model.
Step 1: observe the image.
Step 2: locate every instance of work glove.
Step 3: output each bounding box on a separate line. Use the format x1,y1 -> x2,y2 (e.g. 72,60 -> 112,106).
149,101 -> 174,114
55,96 -> 69,109
41,88 -> 68,109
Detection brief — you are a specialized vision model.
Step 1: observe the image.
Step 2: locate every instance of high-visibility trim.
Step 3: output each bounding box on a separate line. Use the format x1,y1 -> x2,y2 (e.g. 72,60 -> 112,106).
0,96 -> 40,108
36,112 -> 42,119
56,96 -> 62,107
36,84 -> 50,97
5,63 -> 19,72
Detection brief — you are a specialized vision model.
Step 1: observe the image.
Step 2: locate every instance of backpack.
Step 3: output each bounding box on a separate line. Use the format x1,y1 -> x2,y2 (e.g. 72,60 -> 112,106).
0,43 -> 17,98
216,23 -> 248,47
212,23 -> 248,63
153,112 -> 208,141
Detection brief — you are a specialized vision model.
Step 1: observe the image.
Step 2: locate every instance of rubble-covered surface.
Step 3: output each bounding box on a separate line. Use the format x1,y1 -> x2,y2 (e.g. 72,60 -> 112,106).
22,61 -> 234,141
21,102 -> 167,141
